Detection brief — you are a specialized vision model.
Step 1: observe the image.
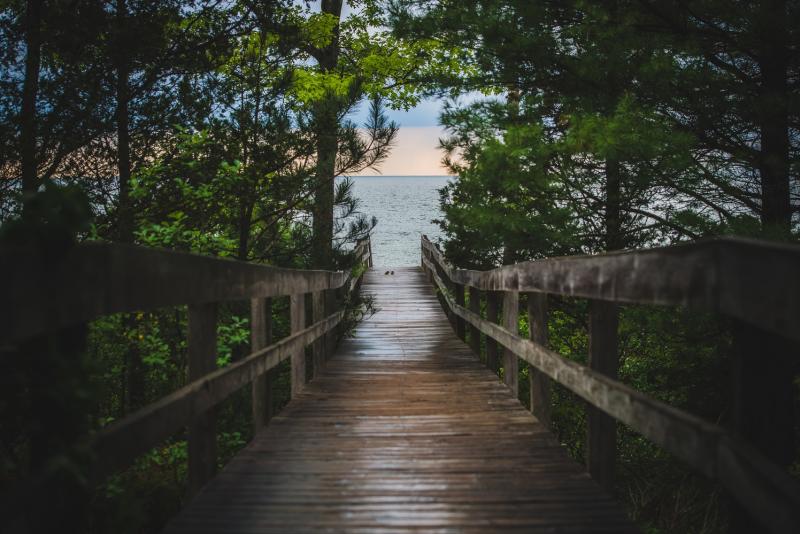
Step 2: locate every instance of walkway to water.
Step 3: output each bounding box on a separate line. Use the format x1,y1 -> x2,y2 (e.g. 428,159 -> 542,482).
165,267 -> 635,533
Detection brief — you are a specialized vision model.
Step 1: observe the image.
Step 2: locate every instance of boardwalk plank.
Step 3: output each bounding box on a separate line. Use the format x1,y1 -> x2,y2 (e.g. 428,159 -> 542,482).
164,267 -> 636,533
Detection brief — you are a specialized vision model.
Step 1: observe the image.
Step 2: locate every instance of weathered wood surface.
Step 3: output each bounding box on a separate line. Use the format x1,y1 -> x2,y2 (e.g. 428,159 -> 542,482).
421,235 -> 800,342
485,290 -> 499,372
164,268 -> 636,533
91,311 -> 343,483
290,293 -> 306,398
187,302 -> 219,497
527,292 -> 551,427
1,242 -> 348,344
586,300 -> 619,491
251,297 -> 273,433
501,290 -> 519,396
468,286 -> 481,356
422,254 -> 800,533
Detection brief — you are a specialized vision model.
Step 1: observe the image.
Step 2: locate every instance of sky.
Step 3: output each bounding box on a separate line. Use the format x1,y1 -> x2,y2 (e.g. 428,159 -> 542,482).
347,97 -> 452,176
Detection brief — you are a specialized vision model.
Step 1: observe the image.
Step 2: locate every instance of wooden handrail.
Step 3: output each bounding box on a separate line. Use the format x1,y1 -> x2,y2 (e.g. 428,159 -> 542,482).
1,242 -> 349,344
421,235 -> 800,342
421,235 -> 800,533
91,310 -> 344,482
3,236 -> 372,515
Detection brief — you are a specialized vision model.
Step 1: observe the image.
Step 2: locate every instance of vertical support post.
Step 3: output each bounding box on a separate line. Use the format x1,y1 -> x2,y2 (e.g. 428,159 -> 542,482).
502,291 -> 519,396
468,286 -> 481,357
423,246 -> 433,283
290,293 -> 306,398
527,292 -> 551,426
486,291 -> 499,373
187,302 -> 218,498
728,321 -> 796,532
324,287 -> 337,360
312,290 -> 325,378
251,297 -> 273,434
586,299 -> 619,491
444,272 -> 456,329
454,282 -> 466,341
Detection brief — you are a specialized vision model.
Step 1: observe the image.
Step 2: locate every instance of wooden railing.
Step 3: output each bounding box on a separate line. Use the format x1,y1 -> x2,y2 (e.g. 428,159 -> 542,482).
421,235 -> 800,533
2,236 -> 371,505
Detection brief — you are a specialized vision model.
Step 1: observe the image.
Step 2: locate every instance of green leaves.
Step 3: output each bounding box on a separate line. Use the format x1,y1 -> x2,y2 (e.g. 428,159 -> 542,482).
303,12 -> 339,48
216,316 -> 249,368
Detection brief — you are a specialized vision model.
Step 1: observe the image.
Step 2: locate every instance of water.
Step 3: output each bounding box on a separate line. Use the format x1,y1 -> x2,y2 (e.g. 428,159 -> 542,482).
344,175 -> 451,267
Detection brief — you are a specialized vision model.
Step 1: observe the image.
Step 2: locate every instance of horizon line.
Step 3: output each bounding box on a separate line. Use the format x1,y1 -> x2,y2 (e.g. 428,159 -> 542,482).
348,174 -> 455,177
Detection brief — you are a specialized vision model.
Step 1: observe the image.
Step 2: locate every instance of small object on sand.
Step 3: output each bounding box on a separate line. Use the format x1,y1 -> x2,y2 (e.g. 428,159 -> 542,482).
391,271 -> 395,275
384,271 -> 390,275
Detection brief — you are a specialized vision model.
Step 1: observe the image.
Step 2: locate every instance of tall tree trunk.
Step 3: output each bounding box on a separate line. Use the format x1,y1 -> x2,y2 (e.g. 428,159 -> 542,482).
604,157 -> 623,251
115,0 -> 134,243
756,0 -> 791,236
311,0 -> 343,269
20,0 -> 42,208
238,199 -> 253,260
114,0 -> 144,412
502,86 -> 521,265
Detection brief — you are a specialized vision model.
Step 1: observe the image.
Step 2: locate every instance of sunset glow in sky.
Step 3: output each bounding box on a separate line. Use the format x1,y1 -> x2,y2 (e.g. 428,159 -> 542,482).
348,97 -> 452,176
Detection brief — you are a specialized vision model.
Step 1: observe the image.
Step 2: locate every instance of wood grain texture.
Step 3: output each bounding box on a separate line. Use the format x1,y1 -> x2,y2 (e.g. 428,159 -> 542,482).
485,291 -> 499,373
587,300 -> 619,491
454,282 -> 466,341
502,290 -> 519,396
164,268 -> 636,533
468,286 -> 481,356
312,291 -> 325,378
90,311 -> 343,483
251,297 -> 273,434
187,303 -> 218,498
290,293 -> 306,398
421,235 -> 800,342
527,292 -> 551,427
423,256 -> 800,532
1,242 -> 348,344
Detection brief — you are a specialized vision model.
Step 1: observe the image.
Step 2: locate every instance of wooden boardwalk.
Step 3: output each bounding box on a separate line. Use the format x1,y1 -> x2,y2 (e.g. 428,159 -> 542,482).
165,267 -> 636,533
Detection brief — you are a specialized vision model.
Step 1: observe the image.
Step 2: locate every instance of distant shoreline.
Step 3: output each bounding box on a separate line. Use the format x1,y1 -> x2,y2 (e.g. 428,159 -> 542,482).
346,175 -> 454,178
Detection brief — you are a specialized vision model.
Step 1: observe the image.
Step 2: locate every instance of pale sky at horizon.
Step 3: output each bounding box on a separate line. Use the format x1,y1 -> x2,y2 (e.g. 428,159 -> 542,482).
347,97 -> 453,176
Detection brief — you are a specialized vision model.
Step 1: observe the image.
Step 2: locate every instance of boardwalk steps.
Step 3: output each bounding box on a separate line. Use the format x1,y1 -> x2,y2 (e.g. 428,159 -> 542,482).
165,268 -> 635,533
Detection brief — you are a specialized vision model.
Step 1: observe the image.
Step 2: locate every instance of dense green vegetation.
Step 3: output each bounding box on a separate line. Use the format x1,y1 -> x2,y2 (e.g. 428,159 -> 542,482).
1,0 -> 798,533
392,1 -> 799,532
0,1 -> 429,531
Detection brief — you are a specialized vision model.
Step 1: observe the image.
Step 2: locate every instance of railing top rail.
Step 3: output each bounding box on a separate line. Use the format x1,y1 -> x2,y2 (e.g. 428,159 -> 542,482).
421,235 -> 800,342
1,241 -> 350,343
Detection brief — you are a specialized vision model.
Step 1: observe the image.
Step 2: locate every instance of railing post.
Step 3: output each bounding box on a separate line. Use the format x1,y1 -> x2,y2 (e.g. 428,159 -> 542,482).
312,290 -> 325,377
324,288 -> 337,359
251,297 -> 273,434
502,291 -> 519,396
486,291 -> 499,372
728,322 -> 795,532
468,286 -> 481,356
454,282 -> 466,341
444,271 -> 456,329
527,292 -> 551,426
423,247 -> 433,283
290,293 -> 307,398
586,299 -> 619,491
187,302 -> 218,498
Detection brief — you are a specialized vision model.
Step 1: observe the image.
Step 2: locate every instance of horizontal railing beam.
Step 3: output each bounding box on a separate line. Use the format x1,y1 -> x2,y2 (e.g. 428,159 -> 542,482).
90,309 -> 344,483
421,235 -> 800,342
1,242 -> 347,343
422,253 -> 800,533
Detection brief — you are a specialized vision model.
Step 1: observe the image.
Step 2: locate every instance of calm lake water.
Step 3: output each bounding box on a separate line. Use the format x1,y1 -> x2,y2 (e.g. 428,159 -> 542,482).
344,175 -> 451,267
